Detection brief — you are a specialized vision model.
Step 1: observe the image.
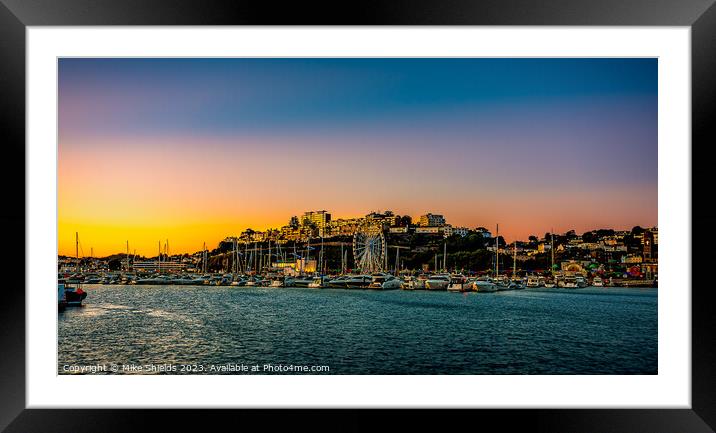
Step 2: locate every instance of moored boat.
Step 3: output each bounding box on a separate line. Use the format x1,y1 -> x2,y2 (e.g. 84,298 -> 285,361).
407,275 -> 428,290
526,275 -> 540,288
472,277 -> 499,292
308,276 -> 330,288
367,273 -> 402,290
447,275 -> 472,292
58,279 -> 87,308
327,275 -> 350,288
292,276 -> 314,288
425,274 -> 450,290
563,276 -> 578,288
344,275 -> 372,289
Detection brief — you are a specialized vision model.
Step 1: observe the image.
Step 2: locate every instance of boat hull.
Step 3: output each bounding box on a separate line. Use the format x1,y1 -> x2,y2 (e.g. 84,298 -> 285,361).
473,282 -> 499,292
425,280 -> 449,290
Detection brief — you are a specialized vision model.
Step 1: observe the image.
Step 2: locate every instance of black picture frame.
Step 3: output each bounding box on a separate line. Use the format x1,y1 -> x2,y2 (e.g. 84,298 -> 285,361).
1,1 -> 714,431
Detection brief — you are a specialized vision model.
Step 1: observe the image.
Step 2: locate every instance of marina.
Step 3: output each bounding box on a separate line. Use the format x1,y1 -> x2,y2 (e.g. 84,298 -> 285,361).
58,222 -> 658,312
57,269 -> 652,292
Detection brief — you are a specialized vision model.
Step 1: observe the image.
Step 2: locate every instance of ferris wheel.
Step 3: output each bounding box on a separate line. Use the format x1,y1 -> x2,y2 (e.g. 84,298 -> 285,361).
353,228 -> 386,274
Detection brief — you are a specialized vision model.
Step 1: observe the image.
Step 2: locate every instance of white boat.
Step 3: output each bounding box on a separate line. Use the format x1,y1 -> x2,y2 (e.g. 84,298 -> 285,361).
58,279 -> 87,308
245,276 -> 263,287
473,277 -> 499,292
425,274 -> 450,290
368,273 -> 402,290
544,280 -> 555,288
575,275 -> 588,288
269,277 -> 286,287
592,276 -> 603,287
563,276 -> 578,288
173,275 -> 200,285
526,275 -> 540,288
344,275 -> 372,289
230,277 -> 247,286
447,275 -> 472,292
308,276 -> 330,288
407,275 -> 428,290
292,276 -> 314,287
494,275 -> 512,290
381,275 -> 403,290
135,275 -> 172,285
327,275 -> 350,288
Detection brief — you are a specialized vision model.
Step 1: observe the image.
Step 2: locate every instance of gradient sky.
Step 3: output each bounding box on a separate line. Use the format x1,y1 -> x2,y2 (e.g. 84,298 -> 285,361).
58,58 -> 657,257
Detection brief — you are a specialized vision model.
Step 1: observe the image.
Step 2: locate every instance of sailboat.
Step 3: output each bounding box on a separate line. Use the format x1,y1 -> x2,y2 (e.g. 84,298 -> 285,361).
508,241 -> 524,289
59,232 -> 89,309
473,225 -> 500,292
494,224 -> 510,290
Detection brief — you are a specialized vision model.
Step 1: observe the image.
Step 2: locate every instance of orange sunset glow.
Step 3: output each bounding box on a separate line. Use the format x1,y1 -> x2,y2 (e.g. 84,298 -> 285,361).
58,58 -> 657,257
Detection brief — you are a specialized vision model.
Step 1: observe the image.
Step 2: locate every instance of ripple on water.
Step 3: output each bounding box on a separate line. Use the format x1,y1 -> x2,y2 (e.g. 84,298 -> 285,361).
58,285 -> 657,375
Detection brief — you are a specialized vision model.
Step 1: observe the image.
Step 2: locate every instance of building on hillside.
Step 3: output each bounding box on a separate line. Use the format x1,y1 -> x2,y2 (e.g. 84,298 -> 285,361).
415,226 -> 441,234
365,211 -> 399,229
474,227 -> 492,238
642,229 -> 657,262
622,254 -> 643,264
418,213 -> 446,227
302,210 -> 331,229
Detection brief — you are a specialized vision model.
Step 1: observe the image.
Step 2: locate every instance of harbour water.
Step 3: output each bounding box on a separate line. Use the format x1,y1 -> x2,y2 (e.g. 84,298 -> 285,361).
58,285 -> 657,374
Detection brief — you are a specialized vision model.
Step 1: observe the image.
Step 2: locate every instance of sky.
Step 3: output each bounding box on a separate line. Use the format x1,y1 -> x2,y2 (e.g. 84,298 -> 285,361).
58,58 -> 657,257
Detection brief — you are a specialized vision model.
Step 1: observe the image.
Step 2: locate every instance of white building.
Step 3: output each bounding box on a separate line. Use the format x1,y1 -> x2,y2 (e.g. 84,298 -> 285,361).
415,226 -> 441,234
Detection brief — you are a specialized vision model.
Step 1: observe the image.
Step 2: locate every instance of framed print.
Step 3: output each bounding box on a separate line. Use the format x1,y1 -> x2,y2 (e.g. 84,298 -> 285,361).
2,0 -> 715,431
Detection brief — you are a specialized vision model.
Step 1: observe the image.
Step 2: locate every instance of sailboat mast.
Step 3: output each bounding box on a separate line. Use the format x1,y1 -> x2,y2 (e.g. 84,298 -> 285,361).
513,240 -> 517,278
158,240 -> 161,273
396,247 -> 400,274
306,237 -> 311,275
496,224 -> 499,278
320,237 -> 324,274
444,241 -> 447,273
551,228 -> 555,272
